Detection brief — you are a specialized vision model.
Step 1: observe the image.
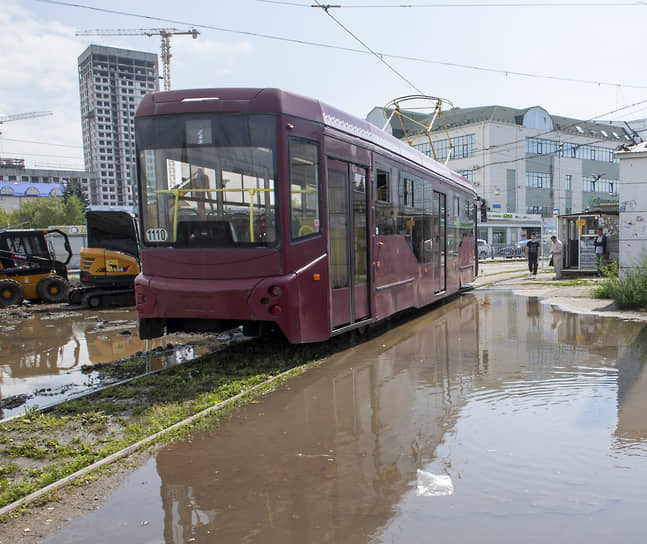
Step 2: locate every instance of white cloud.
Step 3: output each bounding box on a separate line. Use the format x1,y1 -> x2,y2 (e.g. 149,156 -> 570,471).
172,38 -> 254,82
0,1 -> 85,167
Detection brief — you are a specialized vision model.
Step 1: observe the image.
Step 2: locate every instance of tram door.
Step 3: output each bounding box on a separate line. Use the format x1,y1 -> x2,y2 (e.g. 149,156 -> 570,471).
327,160 -> 370,329
433,191 -> 447,292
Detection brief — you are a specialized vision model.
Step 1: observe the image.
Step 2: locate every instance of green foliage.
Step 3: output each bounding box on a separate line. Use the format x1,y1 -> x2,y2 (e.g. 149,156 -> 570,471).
593,254 -> 647,310
63,194 -> 85,225
8,198 -> 66,228
63,179 -> 89,208
2,196 -> 84,229
0,209 -> 11,229
599,258 -> 619,278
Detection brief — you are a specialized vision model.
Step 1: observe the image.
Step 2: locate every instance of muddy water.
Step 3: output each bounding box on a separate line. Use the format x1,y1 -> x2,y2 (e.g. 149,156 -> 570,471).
45,293 -> 647,544
0,308 -> 224,419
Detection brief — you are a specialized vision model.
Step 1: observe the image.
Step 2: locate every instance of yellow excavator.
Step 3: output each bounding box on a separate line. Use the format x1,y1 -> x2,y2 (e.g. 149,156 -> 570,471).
68,207 -> 139,308
0,228 -> 71,307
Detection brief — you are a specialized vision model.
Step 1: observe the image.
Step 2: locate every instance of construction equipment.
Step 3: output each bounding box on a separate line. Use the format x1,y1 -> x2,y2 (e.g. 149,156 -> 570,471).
75,28 -> 199,91
0,229 -> 71,307
68,207 -> 139,308
0,111 -> 53,135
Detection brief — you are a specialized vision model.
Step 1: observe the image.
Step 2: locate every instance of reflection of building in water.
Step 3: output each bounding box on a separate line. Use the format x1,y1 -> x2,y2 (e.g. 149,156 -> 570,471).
0,314 -> 75,379
615,326 -> 647,444
478,293 -> 637,379
155,296 -> 482,543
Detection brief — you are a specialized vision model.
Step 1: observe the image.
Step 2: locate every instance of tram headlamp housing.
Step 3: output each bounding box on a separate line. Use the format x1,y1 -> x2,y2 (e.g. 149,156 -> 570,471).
270,304 -> 282,316
269,285 -> 282,297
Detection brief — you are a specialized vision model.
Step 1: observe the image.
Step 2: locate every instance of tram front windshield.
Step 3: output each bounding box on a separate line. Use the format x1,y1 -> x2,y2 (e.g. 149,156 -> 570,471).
136,114 -> 278,248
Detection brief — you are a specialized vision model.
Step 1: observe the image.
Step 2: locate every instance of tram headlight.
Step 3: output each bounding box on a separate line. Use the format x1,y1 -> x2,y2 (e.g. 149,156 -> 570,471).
269,285 -> 282,297
269,304 -> 282,316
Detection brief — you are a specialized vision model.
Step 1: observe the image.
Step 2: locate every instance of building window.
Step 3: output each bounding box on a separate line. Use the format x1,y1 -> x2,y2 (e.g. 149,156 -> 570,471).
414,134 -> 475,162
458,169 -> 475,183
583,176 -> 617,193
526,172 -> 550,188
566,174 -> 572,191
526,137 -> 617,162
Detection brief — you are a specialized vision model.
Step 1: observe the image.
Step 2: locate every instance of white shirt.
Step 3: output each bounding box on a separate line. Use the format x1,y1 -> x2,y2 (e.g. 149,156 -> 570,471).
595,235 -> 604,255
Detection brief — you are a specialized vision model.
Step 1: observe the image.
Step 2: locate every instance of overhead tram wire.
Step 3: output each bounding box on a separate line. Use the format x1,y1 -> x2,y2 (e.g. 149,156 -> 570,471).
311,0 -> 426,95
458,96 -> 647,162
259,0 -> 647,7
473,123 -> 647,172
2,137 -> 83,149
38,0 -> 647,90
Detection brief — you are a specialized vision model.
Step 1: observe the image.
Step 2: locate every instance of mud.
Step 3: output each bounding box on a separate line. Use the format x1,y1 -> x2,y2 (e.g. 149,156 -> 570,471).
17,292 -> 646,544
0,304 -> 230,420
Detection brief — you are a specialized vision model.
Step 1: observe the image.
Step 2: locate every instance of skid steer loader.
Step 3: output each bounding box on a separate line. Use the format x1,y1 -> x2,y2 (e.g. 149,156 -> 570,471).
0,228 -> 71,307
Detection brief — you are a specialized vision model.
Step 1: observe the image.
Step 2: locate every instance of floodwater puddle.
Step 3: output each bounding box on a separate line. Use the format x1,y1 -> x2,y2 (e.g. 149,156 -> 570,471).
44,293 -> 647,543
0,307 -> 227,420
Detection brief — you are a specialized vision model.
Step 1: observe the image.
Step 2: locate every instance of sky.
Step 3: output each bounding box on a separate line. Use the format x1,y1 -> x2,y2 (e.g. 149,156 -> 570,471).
2,0 -> 647,171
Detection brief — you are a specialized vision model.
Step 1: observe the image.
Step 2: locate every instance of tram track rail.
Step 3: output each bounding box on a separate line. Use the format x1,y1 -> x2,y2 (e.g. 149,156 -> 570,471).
0,333 -> 246,425
0,296 -> 467,516
0,331 -> 359,515
0,363 -> 302,519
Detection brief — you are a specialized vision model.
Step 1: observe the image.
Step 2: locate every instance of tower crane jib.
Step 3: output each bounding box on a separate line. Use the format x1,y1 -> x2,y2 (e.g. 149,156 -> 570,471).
75,28 -> 200,91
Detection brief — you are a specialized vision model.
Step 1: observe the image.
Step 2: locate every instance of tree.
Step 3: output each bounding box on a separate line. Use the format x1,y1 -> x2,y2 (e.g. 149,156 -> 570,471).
63,179 -> 89,208
64,195 -> 85,225
0,209 -> 11,229
10,198 -> 67,228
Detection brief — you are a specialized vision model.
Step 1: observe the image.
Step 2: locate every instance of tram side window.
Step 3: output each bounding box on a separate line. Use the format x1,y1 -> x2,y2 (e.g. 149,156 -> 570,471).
397,174 -> 428,263
376,167 -> 397,235
289,139 -> 320,240
376,169 -> 390,202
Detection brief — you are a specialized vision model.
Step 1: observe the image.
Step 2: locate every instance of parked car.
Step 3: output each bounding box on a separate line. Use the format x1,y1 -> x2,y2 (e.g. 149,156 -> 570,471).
501,238 -> 542,258
477,239 -> 493,260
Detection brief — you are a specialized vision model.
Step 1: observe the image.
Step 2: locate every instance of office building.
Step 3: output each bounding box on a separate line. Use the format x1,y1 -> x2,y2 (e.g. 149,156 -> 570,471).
78,45 -> 159,206
368,104 -> 635,246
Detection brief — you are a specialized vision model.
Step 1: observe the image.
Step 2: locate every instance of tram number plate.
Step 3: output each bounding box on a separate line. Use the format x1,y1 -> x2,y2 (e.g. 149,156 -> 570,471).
146,228 -> 168,242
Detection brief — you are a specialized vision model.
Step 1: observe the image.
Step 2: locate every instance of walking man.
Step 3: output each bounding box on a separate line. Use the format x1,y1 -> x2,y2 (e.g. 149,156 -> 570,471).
526,232 -> 540,278
550,235 -> 563,280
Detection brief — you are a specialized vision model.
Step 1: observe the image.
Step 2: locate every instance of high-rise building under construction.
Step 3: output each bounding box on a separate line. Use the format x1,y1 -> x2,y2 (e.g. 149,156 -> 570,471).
78,45 -> 159,206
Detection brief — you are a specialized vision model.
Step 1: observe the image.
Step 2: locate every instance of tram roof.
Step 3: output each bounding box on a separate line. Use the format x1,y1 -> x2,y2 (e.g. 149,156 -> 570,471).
136,88 -> 476,195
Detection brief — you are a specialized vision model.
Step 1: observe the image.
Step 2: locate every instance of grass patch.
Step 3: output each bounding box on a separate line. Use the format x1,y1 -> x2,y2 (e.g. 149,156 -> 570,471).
593,256 -> 647,310
0,332 -> 362,510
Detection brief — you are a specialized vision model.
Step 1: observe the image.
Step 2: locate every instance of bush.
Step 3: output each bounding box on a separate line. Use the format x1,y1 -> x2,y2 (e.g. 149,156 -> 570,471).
593,254 -> 647,310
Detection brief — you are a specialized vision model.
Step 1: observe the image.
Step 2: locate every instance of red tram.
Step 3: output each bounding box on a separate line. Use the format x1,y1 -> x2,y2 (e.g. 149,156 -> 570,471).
134,88 -> 477,343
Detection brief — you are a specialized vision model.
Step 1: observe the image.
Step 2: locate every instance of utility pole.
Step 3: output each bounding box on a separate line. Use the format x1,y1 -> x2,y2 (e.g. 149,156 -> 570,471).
76,28 -> 199,91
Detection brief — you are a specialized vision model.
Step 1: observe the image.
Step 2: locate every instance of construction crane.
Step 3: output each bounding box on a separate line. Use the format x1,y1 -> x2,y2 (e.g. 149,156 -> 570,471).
0,111 -> 53,135
76,28 -> 200,91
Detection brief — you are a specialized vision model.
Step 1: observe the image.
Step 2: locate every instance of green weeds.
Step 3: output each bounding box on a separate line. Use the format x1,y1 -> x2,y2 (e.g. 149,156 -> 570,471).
0,333 -> 354,510
593,255 -> 647,310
